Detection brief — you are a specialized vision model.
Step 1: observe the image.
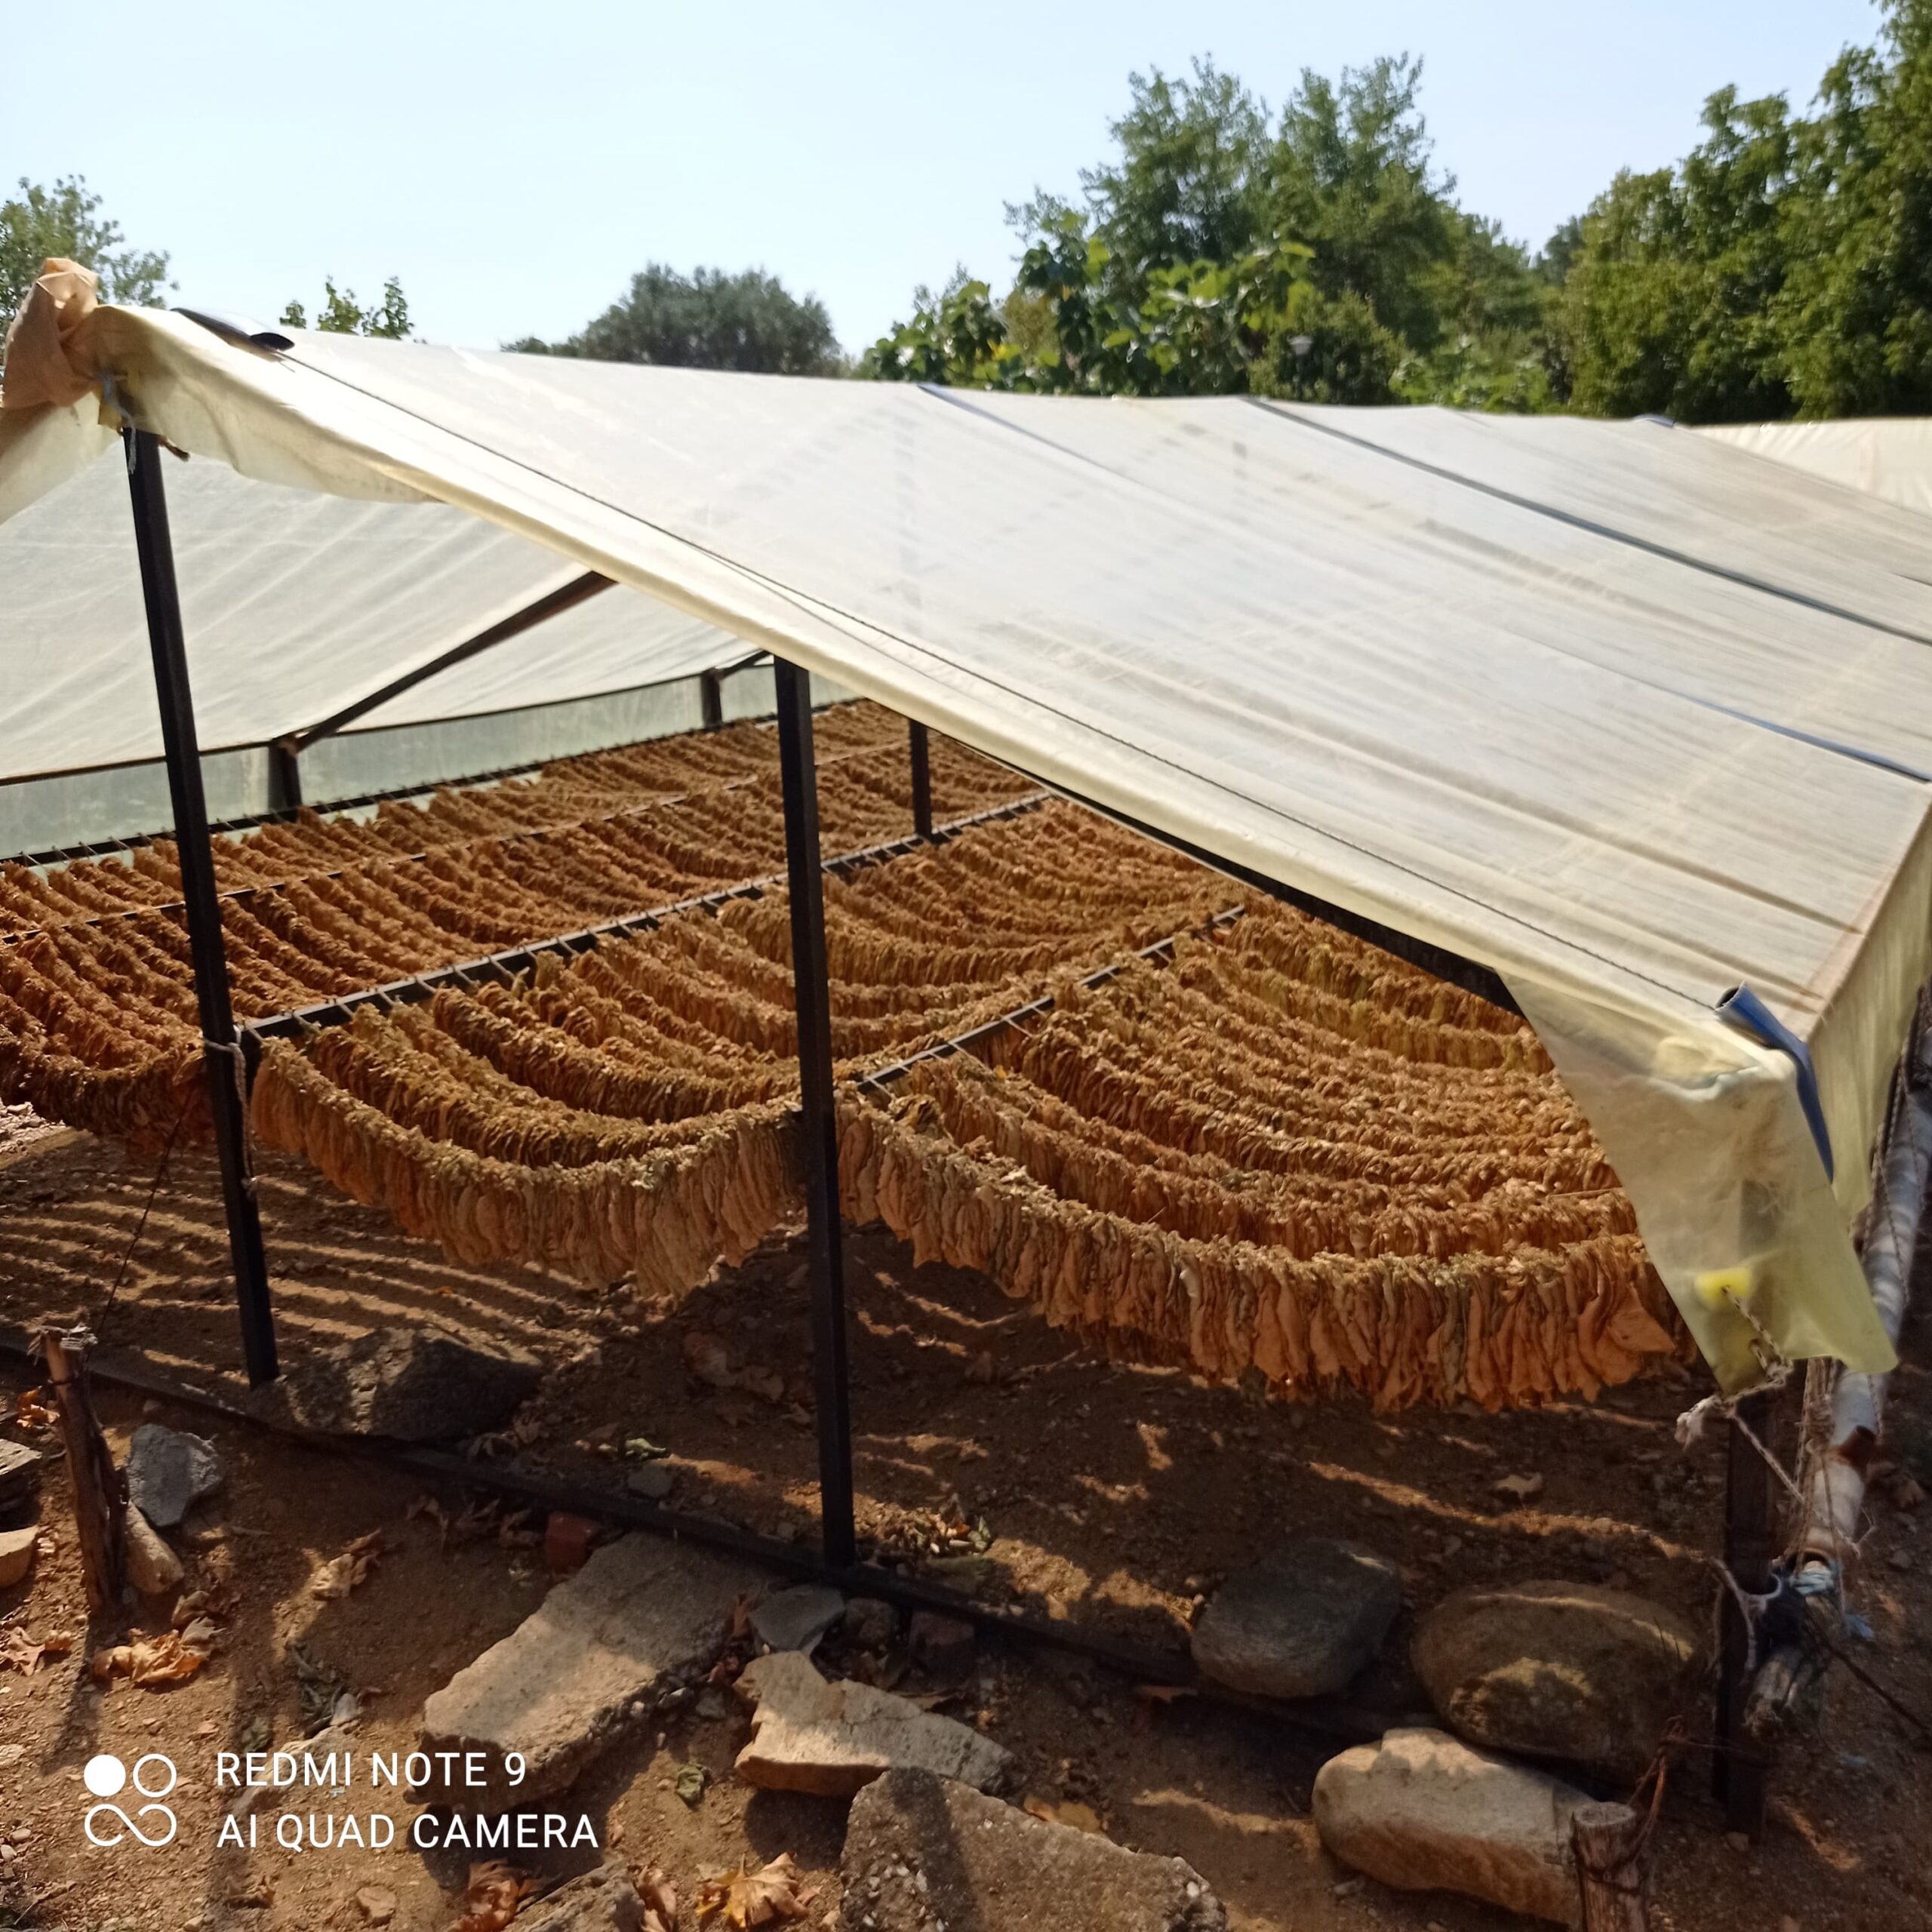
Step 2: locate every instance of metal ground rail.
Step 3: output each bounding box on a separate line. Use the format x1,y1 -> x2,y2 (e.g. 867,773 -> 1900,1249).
0,1320 -> 1386,1748
239,791 -> 1049,1050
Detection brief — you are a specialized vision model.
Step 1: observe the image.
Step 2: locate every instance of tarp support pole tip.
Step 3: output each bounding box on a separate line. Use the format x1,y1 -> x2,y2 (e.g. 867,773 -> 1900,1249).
775,655 -> 857,1567
124,427 -> 278,1389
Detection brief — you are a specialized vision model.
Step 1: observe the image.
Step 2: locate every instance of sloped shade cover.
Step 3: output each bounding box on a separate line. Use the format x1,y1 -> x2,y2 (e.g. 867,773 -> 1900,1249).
17,307 -> 1932,1386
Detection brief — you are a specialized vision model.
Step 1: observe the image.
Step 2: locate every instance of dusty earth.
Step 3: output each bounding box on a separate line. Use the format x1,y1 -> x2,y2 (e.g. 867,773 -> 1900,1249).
0,1128 -> 1927,1931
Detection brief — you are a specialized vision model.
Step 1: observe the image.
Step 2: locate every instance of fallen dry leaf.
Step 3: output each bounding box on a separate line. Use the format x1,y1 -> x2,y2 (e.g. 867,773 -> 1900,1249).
0,1626 -> 72,1674
1023,1795 -> 1105,1834
696,1853 -> 813,1927
13,1386 -> 54,1430
448,1860 -> 535,1932
311,1529 -> 384,1600
641,1872 -> 678,1929
1493,1472 -> 1544,1503
91,1625 -> 214,1688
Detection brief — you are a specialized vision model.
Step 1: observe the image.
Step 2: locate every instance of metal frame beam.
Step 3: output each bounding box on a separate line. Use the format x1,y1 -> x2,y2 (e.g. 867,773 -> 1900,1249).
124,429 -> 278,1387
774,657 -> 858,1567
909,721 -> 933,841
288,571 -> 617,754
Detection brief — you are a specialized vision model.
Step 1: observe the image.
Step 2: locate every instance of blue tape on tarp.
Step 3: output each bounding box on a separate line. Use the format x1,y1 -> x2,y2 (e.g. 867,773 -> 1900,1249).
1718,983 -> 1834,1182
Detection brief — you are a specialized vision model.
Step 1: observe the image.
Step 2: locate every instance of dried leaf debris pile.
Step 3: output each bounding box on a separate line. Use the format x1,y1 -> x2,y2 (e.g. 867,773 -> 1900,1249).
249,794 -> 1686,1409
0,704 -> 1025,1148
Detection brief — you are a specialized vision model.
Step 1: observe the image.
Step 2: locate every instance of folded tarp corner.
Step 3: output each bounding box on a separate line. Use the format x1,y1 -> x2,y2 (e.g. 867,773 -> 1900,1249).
13,302 -> 1932,1391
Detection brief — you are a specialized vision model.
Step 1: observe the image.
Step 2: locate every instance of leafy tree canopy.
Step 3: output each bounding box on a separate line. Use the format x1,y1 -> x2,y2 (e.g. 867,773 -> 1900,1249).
511,263 -> 841,374
863,55 -> 1549,408
1,176 -> 171,333
281,275 -> 412,338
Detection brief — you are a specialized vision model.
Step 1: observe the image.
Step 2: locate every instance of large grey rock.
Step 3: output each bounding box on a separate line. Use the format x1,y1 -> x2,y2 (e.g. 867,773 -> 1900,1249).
260,1325 -> 541,1442
842,1770 -> 1227,1932
421,1534 -> 758,1806
1312,1727 -> 1588,1925
518,1864 -> 645,1931
734,1651 -> 1013,1797
749,1582 -> 845,1654
124,1424 -> 223,1528
1413,1579 -> 1700,1779
1191,1538 -> 1401,1700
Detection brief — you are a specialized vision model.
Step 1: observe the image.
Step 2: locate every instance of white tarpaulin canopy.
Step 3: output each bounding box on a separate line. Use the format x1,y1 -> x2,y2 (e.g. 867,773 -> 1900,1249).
0,408 -> 746,780
1703,417 -> 1932,519
9,303 -> 1932,1388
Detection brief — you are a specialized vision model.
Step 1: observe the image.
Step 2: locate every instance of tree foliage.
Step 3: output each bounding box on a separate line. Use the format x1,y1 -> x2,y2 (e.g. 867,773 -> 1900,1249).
1,176 -> 171,333
511,263 -> 841,374
280,276 -> 413,337
1555,0 -> 1932,420
863,55 -> 1546,408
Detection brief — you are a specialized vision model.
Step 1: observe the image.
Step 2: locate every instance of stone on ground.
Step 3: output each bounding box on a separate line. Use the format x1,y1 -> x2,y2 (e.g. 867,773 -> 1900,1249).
749,1581 -> 846,1654
626,1462 -> 675,1501
518,1863 -> 645,1930
122,1505 -> 183,1595
1412,1578 -> 1700,1778
1312,1726 -> 1587,1924
0,1523 -> 37,1588
733,1650 -> 1013,1797
124,1423 -> 223,1529
1191,1537 -> 1401,1700
842,1595 -> 897,1650
907,1608 -> 976,1680
420,1534 -> 758,1806
259,1325 -> 541,1442
0,1440 -> 40,1521
842,1769 -> 1228,1931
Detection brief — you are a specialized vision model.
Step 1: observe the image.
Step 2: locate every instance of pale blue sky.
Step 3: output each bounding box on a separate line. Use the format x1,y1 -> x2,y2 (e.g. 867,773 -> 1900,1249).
2,1 -> 1887,354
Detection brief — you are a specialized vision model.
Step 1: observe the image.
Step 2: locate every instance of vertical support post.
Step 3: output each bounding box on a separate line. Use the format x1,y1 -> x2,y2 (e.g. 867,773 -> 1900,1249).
774,656 -> 857,1567
909,720 -> 933,841
125,429 -> 278,1387
266,737 -> 303,815
700,667 -> 724,732
1713,1388 -> 1776,1835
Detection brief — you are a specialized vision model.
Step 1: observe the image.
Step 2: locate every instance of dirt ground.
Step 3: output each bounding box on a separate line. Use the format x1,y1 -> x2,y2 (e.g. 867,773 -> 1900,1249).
0,1129 -> 1928,1931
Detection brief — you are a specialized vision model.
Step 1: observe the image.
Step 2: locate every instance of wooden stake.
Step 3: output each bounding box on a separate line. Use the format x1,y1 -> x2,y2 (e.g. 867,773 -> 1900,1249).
1572,1801 -> 1650,1932
40,1326 -> 126,1620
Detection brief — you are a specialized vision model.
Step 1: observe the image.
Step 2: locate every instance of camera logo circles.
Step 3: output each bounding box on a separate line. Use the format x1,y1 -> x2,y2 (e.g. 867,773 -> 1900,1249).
83,1752 -> 179,1848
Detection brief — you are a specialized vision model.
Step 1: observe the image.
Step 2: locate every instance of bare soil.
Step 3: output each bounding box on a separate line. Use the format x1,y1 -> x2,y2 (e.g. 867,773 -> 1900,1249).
0,1129 -> 1927,1931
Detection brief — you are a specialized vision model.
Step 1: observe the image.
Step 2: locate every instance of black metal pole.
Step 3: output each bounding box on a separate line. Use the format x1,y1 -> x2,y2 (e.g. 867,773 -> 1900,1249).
1713,1387 -> 1776,1835
125,429 -> 278,1387
700,669 -> 724,732
909,721 -> 933,841
774,657 -> 857,1567
266,738 -> 303,814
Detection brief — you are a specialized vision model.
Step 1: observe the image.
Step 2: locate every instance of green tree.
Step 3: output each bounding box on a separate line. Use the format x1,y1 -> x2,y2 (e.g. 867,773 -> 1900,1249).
1,176 -> 170,331
512,264 -> 841,374
1779,0 -> 1932,414
280,275 -> 412,338
869,54 -> 1546,408
1554,88 -> 1796,420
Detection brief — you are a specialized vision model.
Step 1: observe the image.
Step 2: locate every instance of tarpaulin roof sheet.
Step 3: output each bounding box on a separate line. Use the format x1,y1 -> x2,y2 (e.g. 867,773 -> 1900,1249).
0,401 -> 744,778
8,309 -> 1932,1387
1703,417 -> 1932,519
